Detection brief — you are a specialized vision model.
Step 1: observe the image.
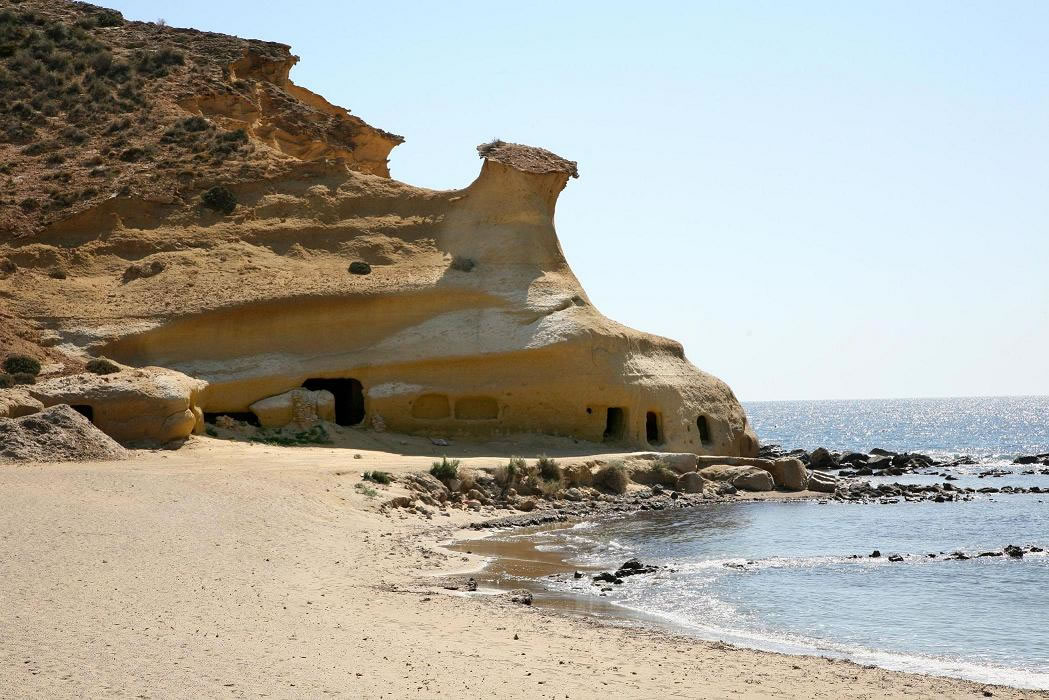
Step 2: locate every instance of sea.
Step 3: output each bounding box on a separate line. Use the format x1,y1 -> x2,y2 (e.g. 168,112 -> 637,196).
490,397 -> 1049,689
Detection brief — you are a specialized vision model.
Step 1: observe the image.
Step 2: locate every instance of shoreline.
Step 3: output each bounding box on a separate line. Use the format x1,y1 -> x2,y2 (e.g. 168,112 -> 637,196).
442,508 -> 1049,692
2,438 -> 1046,698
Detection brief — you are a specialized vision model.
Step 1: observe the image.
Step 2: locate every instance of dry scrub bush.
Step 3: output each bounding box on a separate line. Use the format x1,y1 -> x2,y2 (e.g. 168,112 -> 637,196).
3,354 -> 40,376
458,467 -> 479,493
537,455 -> 561,482
595,460 -> 629,495
85,357 -> 119,375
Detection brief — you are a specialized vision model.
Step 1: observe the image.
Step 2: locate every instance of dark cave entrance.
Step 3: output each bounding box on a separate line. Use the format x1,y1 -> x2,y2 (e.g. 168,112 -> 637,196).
645,411 -> 663,445
697,415 -> 712,444
603,407 -> 626,441
70,404 -> 94,422
302,378 -> 364,426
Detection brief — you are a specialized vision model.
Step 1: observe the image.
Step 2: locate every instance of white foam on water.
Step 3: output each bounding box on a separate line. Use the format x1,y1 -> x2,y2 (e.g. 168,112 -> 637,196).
606,597 -> 1049,690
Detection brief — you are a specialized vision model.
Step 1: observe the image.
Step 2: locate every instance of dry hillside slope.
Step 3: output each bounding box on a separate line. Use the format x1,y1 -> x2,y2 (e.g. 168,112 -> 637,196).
0,1 -> 758,455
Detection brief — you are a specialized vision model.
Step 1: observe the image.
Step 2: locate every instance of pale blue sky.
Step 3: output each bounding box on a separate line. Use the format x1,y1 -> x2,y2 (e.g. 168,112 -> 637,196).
109,1 -> 1049,400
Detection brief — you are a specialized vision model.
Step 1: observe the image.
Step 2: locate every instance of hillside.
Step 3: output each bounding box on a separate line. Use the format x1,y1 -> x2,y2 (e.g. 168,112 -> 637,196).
0,1 -> 758,456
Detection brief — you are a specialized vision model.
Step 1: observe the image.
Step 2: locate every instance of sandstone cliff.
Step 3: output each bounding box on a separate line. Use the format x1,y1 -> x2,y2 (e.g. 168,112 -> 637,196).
0,1 -> 758,455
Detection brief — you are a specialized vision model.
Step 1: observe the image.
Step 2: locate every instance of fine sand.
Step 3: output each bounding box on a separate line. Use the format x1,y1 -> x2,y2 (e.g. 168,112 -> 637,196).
1,436 -> 1044,699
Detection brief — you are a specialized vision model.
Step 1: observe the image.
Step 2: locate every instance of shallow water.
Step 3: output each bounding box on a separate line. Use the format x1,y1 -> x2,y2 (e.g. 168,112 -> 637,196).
477,396 -> 1049,689
502,496 -> 1049,689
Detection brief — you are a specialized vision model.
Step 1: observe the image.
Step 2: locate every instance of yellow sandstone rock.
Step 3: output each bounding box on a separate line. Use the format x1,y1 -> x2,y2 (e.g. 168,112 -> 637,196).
0,5 -> 757,455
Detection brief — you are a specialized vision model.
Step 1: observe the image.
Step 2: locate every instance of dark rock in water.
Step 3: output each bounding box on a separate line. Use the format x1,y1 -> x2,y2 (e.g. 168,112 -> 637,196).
574,571 -> 584,579
593,572 -> 618,583
614,558 -> 659,577
839,452 -> 869,466
948,551 -> 970,560
870,448 -> 897,456
888,554 -> 904,562
1014,455 -> 1040,465
1030,546 -> 1044,553
977,551 -> 1003,558
866,455 -> 893,470
1004,545 -> 1024,558
854,467 -> 874,477
870,550 -> 881,558
466,577 -> 477,591
809,447 -> 838,471
758,444 -> 788,459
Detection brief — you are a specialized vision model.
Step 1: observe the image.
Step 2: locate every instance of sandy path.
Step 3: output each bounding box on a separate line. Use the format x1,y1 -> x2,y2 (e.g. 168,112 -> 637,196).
1,438 -> 1043,699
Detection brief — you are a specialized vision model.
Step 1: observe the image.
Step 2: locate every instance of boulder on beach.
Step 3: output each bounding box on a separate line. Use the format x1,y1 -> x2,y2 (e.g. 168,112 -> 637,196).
699,464 -> 775,492
808,447 -> 838,470
807,470 -> 838,493
760,458 -> 809,491
675,471 -> 707,494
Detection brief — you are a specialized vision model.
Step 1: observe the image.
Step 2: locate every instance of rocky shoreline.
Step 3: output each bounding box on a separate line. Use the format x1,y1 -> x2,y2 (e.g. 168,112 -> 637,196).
380,447 -> 1045,531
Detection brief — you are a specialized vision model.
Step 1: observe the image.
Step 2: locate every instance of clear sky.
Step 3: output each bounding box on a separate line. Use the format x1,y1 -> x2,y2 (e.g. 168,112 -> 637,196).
107,1 -> 1049,400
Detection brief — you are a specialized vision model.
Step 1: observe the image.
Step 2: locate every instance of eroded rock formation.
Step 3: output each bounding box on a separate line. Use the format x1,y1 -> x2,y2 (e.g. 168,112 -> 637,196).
0,2 -> 758,455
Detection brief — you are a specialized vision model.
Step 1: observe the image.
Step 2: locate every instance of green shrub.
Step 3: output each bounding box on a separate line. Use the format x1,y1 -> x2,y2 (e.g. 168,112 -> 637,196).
85,357 -> 119,375
249,424 -> 331,446
94,9 -> 126,27
132,47 -> 183,77
363,470 -> 393,485
348,261 -> 371,275
3,354 -> 40,376
495,456 -> 526,487
430,456 -> 460,482
0,373 -> 12,388
595,461 -> 629,495
201,185 -> 236,214
355,482 -> 378,498
10,372 -> 36,385
537,455 -> 561,482
118,146 -> 145,161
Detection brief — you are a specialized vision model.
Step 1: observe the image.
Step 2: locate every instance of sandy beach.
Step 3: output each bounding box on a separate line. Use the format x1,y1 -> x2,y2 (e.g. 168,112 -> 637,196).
2,436 -> 1044,699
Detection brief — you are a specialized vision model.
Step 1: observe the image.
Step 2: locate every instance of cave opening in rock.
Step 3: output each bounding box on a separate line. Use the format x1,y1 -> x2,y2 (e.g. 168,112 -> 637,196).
302,378 -> 364,426
697,415 -> 712,444
70,404 -> 94,422
603,407 -> 626,441
204,411 -> 260,427
646,411 -> 663,445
